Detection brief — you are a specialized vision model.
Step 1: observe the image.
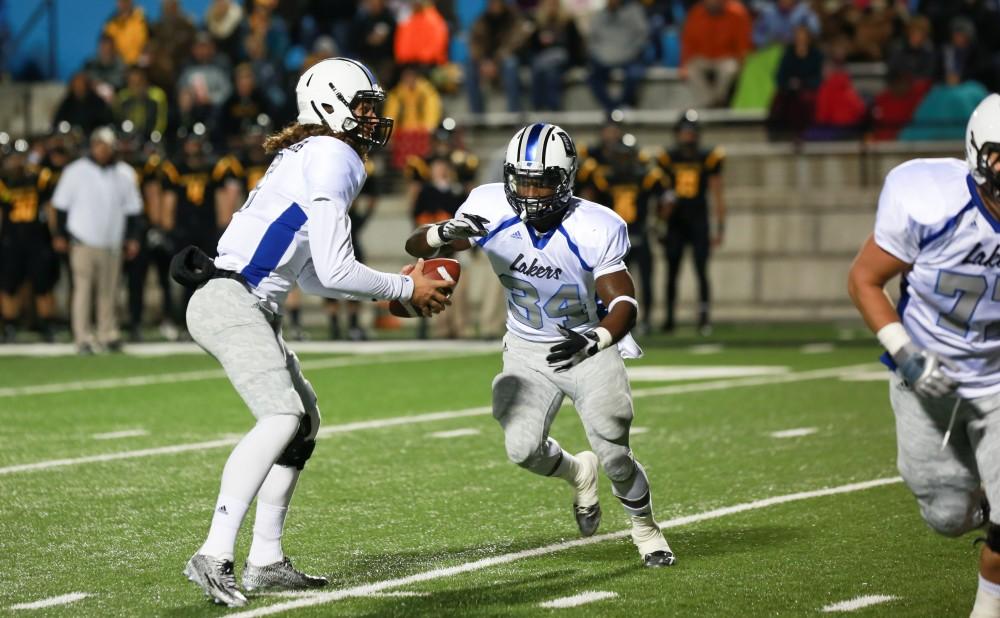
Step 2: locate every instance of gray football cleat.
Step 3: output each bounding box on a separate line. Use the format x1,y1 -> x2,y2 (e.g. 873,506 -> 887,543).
184,553 -> 248,608
572,451 -> 602,537
630,513 -> 677,569
242,557 -> 329,592
643,550 -> 677,568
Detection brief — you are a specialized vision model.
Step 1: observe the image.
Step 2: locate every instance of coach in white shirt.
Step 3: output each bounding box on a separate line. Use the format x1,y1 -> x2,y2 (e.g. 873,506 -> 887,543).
52,127 -> 142,353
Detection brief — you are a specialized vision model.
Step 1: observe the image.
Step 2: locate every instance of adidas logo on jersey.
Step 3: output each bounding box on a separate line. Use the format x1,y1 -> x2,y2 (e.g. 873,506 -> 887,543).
509,253 -> 563,280
511,230 -> 523,240
217,505 -> 229,515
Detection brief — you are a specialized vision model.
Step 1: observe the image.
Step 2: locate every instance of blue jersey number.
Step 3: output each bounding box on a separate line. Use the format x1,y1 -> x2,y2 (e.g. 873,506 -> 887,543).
499,275 -> 589,330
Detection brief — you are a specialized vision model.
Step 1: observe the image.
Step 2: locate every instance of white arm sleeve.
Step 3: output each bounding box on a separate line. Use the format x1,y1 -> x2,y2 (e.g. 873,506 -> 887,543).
308,201 -> 414,301
297,260 -> 368,301
593,220 -> 631,279
873,173 -> 920,263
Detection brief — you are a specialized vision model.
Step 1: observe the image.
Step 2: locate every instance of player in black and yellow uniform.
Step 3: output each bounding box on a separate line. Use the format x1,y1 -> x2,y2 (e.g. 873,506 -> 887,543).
404,120 -> 479,205
657,110 -> 726,335
0,145 -> 60,342
583,136 -> 669,334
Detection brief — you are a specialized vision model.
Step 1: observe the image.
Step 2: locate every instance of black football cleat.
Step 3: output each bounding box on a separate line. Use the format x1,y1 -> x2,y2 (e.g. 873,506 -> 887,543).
643,550 -> 677,568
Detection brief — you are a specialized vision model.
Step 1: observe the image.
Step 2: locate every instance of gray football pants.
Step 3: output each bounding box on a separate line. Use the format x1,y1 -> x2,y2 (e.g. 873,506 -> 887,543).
187,279 -> 320,443
890,373 -> 1000,535
492,333 -> 649,510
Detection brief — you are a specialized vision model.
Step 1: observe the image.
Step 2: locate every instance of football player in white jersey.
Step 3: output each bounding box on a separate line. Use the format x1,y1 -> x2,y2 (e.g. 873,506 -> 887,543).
405,123 -> 676,568
176,58 -> 451,607
848,93 -> 1000,617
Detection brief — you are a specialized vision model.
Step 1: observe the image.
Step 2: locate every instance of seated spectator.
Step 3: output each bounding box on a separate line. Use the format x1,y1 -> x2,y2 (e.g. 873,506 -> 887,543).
53,73 -> 114,136
807,41 -> 867,140
886,15 -> 936,87
767,24 -> 823,140
752,0 -> 820,49
847,2 -> 896,62
204,0 -> 244,60
527,0 -> 578,110
84,35 -> 127,99
465,0 -> 527,114
104,0 -> 148,65
350,0 -> 397,87
244,35 -> 287,121
115,66 -> 169,140
870,69 -> 931,141
247,0 -> 291,65
587,0 -> 649,113
395,0 -> 450,69
176,32 -> 232,108
385,65 -> 443,169
941,17 -> 997,92
899,71 -> 989,141
219,64 -> 270,145
681,0 -> 752,108
145,0 -> 196,94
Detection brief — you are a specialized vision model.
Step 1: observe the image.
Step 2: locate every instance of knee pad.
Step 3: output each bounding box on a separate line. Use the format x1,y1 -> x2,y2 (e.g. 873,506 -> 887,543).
919,490 -> 982,537
276,413 -> 316,471
601,449 -> 638,484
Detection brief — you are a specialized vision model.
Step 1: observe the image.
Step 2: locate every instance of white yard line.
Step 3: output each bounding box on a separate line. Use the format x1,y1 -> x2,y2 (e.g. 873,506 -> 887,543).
801,343 -> 835,354
630,426 -> 650,435
539,591 -> 618,608
0,340 -> 501,358
821,594 -> 899,613
0,363 -> 877,477
688,344 -> 724,355
9,592 -> 90,610
91,429 -> 148,440
627,365 -> 788,382
840,370 -> 891,382
227,476 -> 904,617
770,427 -> 818,439
0,350 -> 493,399
428,428 -> 481,439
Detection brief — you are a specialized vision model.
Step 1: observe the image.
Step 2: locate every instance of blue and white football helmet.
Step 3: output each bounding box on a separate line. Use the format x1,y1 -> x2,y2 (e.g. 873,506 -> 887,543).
503,123 -> 578,223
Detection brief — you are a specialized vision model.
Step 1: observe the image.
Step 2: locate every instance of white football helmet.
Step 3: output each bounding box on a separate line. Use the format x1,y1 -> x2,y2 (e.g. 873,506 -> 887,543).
295,57 -> 393,152
966,93 -> 1000,200
504,123 -> 578,223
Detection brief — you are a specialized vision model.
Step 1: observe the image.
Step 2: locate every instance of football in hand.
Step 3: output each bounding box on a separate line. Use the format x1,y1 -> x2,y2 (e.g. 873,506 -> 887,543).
388,258 -> 461,318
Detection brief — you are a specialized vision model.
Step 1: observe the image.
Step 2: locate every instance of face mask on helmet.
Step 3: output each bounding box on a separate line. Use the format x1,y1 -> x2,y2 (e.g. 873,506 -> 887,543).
504,164 -> 572,222
320,90 -> 393,154
971,136 -> 1000,201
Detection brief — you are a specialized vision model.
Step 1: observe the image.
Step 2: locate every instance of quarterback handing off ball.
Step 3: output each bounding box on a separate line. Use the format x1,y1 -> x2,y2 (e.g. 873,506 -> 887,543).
390,258 -> 461,317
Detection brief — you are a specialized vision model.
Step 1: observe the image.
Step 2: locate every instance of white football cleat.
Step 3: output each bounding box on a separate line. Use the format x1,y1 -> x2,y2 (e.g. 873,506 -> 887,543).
572,451 -> 601,537
184,553 -> 248,607
630,513 -> 677,568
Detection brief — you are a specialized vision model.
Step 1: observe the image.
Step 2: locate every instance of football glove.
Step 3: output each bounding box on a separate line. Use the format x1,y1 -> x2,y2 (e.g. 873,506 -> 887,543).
438,213 -> 490,241
547,326 -> 601,372
893,343 -> 959,398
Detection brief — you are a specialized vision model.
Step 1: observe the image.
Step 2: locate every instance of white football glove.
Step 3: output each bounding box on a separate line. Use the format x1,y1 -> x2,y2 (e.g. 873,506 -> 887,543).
893,343 -> 959,398
437,214 -> 490,242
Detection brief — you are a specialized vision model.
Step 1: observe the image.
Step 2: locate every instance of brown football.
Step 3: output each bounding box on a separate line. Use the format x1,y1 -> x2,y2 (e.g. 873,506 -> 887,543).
388,258 -> 461,318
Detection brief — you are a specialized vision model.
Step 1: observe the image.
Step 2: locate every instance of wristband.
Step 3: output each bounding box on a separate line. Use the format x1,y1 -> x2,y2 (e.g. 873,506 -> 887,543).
607,295 -> 638,314
877,322 -> 911,356
426,224 -> 446,248
592,326 -> 613,351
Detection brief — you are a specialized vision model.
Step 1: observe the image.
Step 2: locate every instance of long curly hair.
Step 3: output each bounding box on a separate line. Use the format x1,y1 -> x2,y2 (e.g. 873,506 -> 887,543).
263,122 -> 342,154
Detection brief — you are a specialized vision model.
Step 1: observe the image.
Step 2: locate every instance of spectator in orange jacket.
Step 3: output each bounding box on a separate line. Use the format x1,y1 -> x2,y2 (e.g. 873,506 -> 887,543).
394,0 -> 449,68
103,0 -> 149,65
681,0 -> 752,108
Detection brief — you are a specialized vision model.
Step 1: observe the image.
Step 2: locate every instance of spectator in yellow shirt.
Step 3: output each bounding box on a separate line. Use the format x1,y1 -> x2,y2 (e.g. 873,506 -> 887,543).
104,0 -> 149,65
384,65 -> 442,169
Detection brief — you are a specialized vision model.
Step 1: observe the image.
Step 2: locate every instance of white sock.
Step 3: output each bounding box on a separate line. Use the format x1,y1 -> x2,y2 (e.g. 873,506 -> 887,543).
550,451 -> 580,485
248,464 -> 301,566
248,502 -> 288,566
971,575 -> 1000,618
199,494 -> 250,561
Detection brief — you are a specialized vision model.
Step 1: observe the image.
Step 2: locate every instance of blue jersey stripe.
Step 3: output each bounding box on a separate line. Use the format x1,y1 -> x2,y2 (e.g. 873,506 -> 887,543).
240,202 -> 308,287
556,225 -> 592,271
523,124 -> 545,162
477,216 -> 520,247
918,200 -> 974,249
968,174 -> 1000,232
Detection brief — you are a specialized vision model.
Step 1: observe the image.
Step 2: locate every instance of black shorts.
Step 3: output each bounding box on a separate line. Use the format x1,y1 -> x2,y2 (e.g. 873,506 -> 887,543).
0,233 -> 60,294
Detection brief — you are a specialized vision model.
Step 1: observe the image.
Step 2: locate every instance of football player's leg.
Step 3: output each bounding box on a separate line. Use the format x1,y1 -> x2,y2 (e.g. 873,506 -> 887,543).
184,280 -> 303,606
244,344 -> 328,590
572,349 -> 675,567
890,374 -> 983,538
967,393 -> 1000,617
662,227 -> 684,331
692,218 -> 711,330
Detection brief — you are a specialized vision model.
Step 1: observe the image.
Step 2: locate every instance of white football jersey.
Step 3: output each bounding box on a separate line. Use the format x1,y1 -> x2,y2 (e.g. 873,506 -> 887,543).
457,183 -> 636,348
875,158 -> 1000,398
215,135 -> 411,311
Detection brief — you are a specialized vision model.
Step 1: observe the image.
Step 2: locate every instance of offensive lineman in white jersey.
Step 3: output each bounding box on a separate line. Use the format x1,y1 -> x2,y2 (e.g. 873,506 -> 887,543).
174,58 -> 450,607
848,93 -> 1000,617
405,123 -> 675,567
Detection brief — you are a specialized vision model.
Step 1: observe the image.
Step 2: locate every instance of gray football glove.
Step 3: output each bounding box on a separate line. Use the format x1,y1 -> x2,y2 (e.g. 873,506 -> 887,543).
892,343 -> 959,398
438,213 -> 490,242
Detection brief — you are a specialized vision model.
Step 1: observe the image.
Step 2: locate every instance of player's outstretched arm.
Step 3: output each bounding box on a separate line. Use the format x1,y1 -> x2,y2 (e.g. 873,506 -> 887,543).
405,214 -> 490,257
848,234 -> 957,397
